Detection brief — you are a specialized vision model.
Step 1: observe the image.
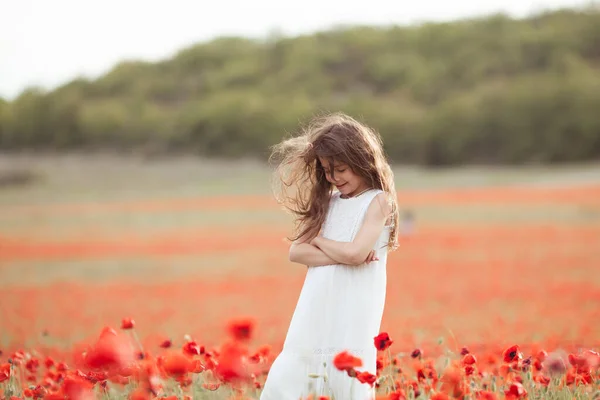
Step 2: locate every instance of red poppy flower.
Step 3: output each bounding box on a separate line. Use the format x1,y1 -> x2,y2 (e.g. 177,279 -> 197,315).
11,350 -> 26,364
31,385 -> 47,399
132,359 -> 161,396
585,350 -> 600,368
504,382 -> 527,399
475,391 -> 499,400
462,354 -> 477,365
411,348 -> 422,359
535,350 -> 548,362
376,357 -> 384,371
502,345 -> 522,363
499,364 -> 511,377
190,359 -> 205,373
203,354 -> 218,371
333,351 -> 363,372
176,374 -> 193,388
84,327 -> 135,371
568,353 -> 591,374
25,358 -> 39,374
373,332 -> 393,351
86,370 -> 107,384
430,393 -> 450,400
356,371 -> 377,386
129,388 -> 151,400
464,365 -> 475,376
257,344 -> 271,356
418,361 -> 437,383
121,318 -> 135,330
162,352 -> 192,377
159,339 -> 172,349
576,372 -> 593,385
43,393 -> 64,400
534,375 -> 550,386
44,356 -> 55,369
182,341 -> 200,356
0,363 -> 11,383
387,389 -> 407,400
440,367 -> 465,398
249,345 -> 271,364
215,341 -> 251,383
62,375 -> 95,400
227,318 -> 255,341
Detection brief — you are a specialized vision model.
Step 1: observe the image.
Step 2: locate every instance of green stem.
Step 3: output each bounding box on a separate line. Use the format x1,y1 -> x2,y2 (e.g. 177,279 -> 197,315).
387,348 -> 397,393
445,327 -> 459,354
130,329 -> 145,354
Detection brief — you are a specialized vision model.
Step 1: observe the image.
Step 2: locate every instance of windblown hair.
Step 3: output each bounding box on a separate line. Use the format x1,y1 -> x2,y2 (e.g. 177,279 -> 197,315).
269,112 -> 399,251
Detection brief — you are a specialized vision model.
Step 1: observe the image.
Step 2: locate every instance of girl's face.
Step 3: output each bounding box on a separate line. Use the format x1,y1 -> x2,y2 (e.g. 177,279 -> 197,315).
319,157 -> 369,198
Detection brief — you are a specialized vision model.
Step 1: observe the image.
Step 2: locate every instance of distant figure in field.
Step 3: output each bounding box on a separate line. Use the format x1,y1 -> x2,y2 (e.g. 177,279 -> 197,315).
260,113 -> 399,400
400,209 -> 415,237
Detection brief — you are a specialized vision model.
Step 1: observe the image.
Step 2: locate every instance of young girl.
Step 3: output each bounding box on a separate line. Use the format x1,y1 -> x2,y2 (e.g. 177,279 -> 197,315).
260,113 -> 399,400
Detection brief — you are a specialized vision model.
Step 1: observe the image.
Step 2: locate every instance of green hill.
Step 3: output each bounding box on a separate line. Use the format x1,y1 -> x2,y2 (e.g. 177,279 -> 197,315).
1,8 -> 600,165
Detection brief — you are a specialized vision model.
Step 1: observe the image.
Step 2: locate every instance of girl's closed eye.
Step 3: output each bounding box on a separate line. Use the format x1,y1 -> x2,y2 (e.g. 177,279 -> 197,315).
324,168 -> 346,174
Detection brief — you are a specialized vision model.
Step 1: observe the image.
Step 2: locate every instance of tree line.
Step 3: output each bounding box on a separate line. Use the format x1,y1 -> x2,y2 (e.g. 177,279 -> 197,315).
1,7 -> 599,165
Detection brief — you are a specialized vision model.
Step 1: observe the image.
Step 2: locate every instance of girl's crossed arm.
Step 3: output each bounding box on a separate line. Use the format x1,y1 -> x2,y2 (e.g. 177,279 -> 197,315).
289,224 -> 379,267
289,240 -> 340,267
311,193 -> 391,266
289,240 -> 378,267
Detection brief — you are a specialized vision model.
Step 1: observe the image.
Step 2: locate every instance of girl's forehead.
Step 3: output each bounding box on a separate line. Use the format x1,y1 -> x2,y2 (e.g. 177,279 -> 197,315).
318,157 -> 346,168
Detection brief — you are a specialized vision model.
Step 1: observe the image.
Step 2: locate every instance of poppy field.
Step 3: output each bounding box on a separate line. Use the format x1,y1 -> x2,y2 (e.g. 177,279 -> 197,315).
1,156 -> 599,399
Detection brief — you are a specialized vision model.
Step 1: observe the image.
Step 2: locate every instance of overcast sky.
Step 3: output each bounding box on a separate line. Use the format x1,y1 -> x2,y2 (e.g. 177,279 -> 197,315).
0,0 -> 590,99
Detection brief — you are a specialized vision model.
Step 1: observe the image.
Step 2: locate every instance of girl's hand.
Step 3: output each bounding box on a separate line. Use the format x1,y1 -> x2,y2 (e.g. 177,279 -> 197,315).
364,250 -> 379,264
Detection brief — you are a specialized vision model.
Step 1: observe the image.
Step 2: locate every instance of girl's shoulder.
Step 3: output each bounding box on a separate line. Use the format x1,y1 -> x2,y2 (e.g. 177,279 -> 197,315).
331,188 -> 383,204
330,190 -> 342,200
328,190 -> 342,202
328,189 -> 385,206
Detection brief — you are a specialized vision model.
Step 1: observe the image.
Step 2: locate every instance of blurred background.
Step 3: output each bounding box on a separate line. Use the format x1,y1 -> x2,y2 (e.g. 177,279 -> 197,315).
1,0 -> 599,355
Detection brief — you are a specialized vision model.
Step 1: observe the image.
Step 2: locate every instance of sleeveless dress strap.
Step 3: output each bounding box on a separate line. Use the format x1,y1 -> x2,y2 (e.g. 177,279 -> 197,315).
349,189 -> 384,238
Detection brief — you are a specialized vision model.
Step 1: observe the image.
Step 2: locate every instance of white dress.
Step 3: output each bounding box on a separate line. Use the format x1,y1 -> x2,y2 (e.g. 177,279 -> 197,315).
260,189 -> 389,400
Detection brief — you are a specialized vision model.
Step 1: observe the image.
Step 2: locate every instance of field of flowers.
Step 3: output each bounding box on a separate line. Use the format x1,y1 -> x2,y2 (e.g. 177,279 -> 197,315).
1,158 -> 599,399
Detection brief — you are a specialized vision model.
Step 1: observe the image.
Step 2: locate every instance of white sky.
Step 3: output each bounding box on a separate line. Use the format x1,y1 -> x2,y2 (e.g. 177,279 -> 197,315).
0,0 -> 590,99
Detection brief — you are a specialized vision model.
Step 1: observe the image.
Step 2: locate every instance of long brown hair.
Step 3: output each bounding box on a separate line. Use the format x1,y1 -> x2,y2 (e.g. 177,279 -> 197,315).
269,112 -> 399,251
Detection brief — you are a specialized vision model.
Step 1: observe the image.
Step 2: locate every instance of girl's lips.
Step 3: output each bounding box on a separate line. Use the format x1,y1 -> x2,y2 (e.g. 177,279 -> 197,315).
336,183 -> 347,189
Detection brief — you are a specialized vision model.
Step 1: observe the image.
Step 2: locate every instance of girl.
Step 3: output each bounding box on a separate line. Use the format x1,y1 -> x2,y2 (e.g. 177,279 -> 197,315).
260,113 -> 399,400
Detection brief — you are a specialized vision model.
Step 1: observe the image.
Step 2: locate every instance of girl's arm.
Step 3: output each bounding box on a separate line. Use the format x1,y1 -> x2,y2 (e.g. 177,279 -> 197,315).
311,193 -> 391,266
289,242 -> 342,267
290,242 -> 377,267
288,228 -> 343,267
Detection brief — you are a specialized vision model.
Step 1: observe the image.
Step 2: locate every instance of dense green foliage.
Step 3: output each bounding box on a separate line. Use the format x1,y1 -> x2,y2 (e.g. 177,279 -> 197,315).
1,8 -> 600,164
